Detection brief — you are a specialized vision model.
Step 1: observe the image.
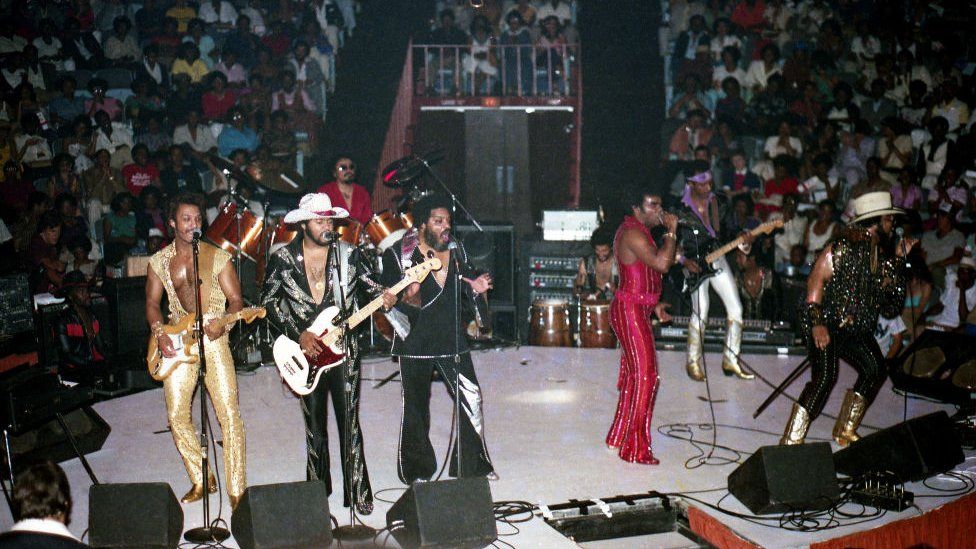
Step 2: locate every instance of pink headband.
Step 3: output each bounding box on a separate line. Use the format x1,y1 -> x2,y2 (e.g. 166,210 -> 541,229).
687,171 -> 712,184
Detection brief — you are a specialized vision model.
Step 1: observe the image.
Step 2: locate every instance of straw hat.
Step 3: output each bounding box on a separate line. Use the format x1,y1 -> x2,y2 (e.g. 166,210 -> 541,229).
850,191 -> 903,224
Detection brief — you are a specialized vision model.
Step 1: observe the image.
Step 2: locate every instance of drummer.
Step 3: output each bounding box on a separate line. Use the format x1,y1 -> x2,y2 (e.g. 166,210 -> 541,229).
574,227 -> 619,301
317,154 -> 374,225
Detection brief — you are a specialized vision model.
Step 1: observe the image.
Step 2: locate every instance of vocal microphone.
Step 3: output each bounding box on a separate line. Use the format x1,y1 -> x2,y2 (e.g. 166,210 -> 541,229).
191,229 -> 202,243
320,230 -> 339,241
895,227 -> 911,266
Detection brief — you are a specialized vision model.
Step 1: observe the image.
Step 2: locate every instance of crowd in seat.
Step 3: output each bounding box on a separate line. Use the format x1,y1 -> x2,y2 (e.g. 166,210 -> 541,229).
0,0 -> 360,295
416,0 -> 579,96
662,0 -> 976,346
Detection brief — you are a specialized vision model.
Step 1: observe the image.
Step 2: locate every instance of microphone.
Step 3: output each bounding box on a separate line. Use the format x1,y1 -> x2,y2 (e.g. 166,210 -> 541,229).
447,241 -> 458,250
191,229 -> 202,243
320,230 -> 339,241
895,227 -> 911,266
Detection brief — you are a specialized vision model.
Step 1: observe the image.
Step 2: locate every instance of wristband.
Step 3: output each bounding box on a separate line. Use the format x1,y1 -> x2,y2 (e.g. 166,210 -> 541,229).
805,301 -> 824,326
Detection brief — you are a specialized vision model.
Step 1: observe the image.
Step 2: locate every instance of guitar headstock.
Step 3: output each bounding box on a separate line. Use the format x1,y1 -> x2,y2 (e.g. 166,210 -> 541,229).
758,219 -> 785,235
405,257 -> 443,283
237,307 -> 267,324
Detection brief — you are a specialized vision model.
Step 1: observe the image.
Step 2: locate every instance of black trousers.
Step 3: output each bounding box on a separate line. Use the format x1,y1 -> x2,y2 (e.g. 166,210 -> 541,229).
398,354 -> 493,484
300,361 -> 372,512
798,330 -> 887,419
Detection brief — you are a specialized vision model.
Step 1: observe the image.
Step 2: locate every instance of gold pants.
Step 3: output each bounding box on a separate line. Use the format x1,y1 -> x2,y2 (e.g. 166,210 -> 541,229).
163,334 -> 247,498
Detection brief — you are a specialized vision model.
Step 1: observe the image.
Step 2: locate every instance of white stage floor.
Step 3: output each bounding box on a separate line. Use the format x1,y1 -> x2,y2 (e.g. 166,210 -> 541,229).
2,346 -> 973,548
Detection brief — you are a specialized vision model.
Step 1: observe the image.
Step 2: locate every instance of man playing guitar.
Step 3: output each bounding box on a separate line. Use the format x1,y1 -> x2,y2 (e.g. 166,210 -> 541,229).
260,193 -> 395,516
145,192 -> 248,508
677,160 -> 755,381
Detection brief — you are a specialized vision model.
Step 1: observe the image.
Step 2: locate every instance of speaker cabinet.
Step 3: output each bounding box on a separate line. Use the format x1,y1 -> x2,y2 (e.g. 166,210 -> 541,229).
386,478 -> 497,548
455,223 -> 516,307
890,330 -> 976,405
89,483 -> 183,548
728,443 -> 839,514
834,411 -> 964,482
231,481 -> 332,549
101,277 -> 150,356
9,406 -> 109,468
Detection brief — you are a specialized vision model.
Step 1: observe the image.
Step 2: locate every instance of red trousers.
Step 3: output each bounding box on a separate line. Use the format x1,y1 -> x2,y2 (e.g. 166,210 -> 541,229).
606,299 -> 660,464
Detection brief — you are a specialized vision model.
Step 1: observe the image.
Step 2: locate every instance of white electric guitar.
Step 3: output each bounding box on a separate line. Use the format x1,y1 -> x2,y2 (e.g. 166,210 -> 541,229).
273,257 -> 442,395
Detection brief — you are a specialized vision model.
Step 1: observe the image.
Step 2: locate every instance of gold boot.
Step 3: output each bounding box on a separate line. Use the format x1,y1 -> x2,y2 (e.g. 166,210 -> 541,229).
779,403 -> 811,445
686,321 -> 706,381
832,390 -> 867,447
180,474 -> 217,504
229,494 -> 241,511
722,320 -> 754,379
181,484 -> 206,504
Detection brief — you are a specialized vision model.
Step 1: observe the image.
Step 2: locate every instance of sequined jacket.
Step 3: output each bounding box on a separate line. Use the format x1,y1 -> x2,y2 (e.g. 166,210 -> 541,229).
806,228 -> 907,336
260,237 -> 382,343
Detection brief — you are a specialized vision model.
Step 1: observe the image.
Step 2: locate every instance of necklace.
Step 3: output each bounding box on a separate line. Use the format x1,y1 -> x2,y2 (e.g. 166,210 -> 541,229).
309,263 -> 325,291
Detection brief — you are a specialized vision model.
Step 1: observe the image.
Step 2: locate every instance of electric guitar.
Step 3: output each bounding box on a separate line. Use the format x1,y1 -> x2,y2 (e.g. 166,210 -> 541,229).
273,257 -> 442,395
682,219 -> 783,293
146,307 -> 267,381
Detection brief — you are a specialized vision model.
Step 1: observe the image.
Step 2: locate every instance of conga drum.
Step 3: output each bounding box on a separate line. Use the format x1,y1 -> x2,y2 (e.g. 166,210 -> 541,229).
529,299 -> 572,347
578,300 -> 616,348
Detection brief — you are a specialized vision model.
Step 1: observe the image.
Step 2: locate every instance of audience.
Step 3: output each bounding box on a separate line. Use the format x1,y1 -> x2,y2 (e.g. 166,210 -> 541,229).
0,461 -> 86,548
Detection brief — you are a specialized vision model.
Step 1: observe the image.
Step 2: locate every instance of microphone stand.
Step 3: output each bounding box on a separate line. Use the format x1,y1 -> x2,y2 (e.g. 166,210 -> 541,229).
416,156 -> 484,232
452,245 -> 463,479
184,234 -> 230,544
329,236 -> 375,541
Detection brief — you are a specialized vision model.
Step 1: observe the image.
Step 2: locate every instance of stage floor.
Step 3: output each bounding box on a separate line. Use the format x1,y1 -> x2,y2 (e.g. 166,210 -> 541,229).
2,346 -> 973,548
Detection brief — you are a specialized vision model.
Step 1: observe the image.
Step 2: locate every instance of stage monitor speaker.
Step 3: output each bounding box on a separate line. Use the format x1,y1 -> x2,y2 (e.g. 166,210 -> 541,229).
9,406 -> 109,468
728,442 -> 839,514
89,483 -> 183,549
101,276 -> 150,356
231,481 -> 332,549
455,223 -> 516,307
834,411 -> 964,482
386,477 -> 497,548
889,330 -> 976,405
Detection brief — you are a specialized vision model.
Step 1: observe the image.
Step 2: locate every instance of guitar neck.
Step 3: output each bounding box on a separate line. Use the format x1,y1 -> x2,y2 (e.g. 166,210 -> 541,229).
213,309 -> 249,331
704,226 -> 770,264
344,276 -> 417,330
705,237 -> 747,264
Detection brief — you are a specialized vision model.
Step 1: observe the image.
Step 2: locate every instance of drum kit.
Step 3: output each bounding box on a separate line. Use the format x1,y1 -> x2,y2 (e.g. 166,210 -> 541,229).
528,298 -> 617,349
205,150 -> 491,355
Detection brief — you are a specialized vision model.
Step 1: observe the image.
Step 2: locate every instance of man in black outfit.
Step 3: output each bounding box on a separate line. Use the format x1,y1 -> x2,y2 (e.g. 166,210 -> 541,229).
381,193 -> 497,484
0,461 -> 88,548
261,193 -> 395,515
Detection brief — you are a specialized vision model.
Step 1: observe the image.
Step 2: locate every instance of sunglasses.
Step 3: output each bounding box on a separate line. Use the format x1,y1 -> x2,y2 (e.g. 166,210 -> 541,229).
337,164 -> 356,171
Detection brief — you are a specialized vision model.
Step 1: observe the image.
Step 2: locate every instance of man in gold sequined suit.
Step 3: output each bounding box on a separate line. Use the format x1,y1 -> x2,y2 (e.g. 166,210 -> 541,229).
146,192 -> 247,508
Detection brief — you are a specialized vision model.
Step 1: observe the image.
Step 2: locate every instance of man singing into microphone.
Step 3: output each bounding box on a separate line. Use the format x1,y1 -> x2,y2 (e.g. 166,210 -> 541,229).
781,192 -> 912,445
260,193 -> 396,515
145,192 -> 247,508
380,193 -> 497,483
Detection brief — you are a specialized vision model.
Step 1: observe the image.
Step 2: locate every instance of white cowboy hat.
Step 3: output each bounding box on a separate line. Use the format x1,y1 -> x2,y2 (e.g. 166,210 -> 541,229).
283,193 -> 349,224
850,191 -> 903,224
960,255 -> 976,271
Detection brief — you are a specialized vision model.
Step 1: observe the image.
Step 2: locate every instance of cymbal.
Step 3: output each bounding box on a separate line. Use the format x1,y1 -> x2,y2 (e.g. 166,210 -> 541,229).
245,163 -> 306,195
382,155 -> 426,188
